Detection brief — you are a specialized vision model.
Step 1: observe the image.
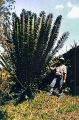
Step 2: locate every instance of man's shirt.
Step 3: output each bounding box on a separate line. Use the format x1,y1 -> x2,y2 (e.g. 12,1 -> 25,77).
55,64 -> 67,76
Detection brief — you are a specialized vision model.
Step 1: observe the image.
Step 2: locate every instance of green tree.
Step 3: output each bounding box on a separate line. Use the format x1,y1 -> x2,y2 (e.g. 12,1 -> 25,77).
0,0 -> 15,45
0,9 -> 69,97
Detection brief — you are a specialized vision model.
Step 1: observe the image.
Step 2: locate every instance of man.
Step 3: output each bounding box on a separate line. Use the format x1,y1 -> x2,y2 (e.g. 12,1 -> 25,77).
49,57 -> 67,99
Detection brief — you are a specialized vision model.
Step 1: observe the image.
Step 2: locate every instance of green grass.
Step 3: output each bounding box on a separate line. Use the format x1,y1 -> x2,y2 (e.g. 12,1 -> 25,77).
0,91 -> 79,120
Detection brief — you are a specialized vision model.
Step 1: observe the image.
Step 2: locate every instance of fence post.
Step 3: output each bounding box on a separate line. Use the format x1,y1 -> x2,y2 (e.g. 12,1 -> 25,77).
74,47 -> 76,95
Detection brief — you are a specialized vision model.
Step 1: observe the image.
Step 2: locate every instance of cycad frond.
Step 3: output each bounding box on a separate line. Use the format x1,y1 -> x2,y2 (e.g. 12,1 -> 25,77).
46,32 -> 69,64
46,15 -> 62,53
34,11 -> 45,50
0,54 -> 12,72
51,31 -> 69,57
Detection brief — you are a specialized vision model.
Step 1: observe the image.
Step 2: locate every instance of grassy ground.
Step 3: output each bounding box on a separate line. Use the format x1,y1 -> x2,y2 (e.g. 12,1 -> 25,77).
0,91 -> 79,120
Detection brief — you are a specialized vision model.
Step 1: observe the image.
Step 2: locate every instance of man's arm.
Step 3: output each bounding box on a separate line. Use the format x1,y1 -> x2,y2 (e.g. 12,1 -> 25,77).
49,66 -> 56,70
63,73 -> 67,83
63,65 -> 67,83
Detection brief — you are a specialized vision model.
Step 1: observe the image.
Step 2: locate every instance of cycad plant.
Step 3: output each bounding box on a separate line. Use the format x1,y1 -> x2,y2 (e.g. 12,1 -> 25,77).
0,9 -> 69,97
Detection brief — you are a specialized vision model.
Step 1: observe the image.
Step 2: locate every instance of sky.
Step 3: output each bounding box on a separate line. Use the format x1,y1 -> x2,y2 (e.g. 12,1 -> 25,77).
1,0 -> 79,54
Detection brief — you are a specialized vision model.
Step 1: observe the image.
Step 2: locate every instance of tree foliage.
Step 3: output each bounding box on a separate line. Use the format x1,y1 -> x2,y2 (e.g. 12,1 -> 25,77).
0,9 -> 69,95
0,0 -> 15,44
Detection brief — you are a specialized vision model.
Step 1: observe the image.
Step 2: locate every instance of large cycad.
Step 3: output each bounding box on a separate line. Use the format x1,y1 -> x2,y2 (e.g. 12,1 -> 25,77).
0,9 -> 69,96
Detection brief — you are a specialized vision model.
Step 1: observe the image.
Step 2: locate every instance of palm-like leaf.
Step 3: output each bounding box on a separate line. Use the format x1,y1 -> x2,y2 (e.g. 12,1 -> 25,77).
48,31 -> 70,61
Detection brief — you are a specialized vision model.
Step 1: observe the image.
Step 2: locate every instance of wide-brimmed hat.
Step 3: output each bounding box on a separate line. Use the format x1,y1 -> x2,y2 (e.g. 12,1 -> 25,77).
59,57 -> 65,61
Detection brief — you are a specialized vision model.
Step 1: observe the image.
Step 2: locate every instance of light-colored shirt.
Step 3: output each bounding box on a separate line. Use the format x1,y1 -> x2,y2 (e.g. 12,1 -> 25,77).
55,64 -> 67,76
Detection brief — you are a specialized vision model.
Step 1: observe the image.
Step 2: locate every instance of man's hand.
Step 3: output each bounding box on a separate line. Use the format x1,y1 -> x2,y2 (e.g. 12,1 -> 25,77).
63,79 -> 66,83
49,66 -> 56,70
50,66 -> 52,70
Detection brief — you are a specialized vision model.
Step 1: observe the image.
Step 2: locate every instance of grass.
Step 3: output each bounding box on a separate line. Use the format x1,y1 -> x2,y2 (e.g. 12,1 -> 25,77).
0,91 -> 79,120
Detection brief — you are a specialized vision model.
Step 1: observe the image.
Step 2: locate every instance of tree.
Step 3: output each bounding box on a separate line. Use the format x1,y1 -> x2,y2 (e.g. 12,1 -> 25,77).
0,0 -> 15,47
0,9 -> 69,97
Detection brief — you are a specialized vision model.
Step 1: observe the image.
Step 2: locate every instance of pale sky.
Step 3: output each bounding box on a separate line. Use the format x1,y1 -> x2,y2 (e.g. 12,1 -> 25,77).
13,0 -> 79,54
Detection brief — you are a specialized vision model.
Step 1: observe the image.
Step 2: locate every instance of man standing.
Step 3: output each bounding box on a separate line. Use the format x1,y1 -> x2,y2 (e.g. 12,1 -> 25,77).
49,57 -> 67,99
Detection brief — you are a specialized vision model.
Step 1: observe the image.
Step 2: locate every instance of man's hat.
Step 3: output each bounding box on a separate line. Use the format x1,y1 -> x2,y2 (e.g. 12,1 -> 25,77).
59,57 -> 65,61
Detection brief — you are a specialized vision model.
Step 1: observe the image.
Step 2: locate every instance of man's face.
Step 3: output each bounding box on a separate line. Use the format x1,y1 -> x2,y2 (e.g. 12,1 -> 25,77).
59,60 -> 63,65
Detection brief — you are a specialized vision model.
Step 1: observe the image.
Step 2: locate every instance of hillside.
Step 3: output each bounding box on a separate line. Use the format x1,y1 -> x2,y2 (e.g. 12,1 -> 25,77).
0,91 -> 79,120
